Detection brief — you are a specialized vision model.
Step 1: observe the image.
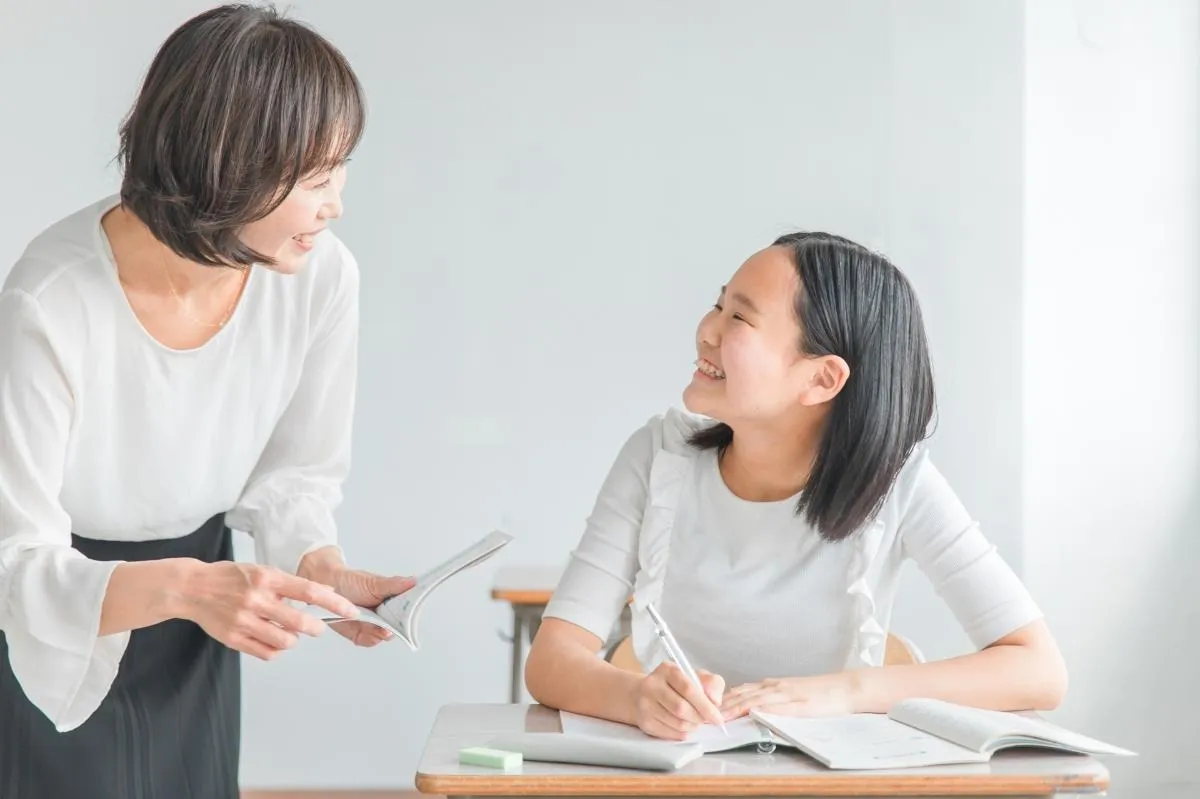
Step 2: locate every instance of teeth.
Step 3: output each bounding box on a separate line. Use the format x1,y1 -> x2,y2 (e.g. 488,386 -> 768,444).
697,359 -> 725,379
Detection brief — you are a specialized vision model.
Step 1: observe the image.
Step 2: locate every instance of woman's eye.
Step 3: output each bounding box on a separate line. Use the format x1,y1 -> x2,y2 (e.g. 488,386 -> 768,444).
311,179 -> 331,190
712,302 -> 723,311
732,313 -> 746,322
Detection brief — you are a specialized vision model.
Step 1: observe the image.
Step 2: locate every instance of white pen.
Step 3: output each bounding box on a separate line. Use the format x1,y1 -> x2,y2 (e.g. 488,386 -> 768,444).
644,601 -> 728,736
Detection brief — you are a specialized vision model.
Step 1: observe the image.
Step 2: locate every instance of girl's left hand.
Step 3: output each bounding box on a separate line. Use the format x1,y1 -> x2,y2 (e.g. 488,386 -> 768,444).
720,673 -> 858,720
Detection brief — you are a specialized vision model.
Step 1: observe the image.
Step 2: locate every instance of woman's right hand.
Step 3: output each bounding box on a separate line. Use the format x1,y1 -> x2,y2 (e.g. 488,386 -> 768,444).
178,561 -> 360,661
633,662 -> 727,740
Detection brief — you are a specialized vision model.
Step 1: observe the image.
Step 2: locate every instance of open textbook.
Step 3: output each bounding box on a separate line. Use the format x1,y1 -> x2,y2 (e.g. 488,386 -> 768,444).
309,529 -> 513,650
560,698 -> 1135,770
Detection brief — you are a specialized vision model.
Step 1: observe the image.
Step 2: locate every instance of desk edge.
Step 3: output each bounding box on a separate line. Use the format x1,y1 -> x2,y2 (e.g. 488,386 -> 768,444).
414,768 -> 1109,796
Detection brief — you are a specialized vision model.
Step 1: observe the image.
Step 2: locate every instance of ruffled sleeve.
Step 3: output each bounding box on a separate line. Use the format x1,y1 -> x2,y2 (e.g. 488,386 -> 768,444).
841,518 -> 888,669
0,289 -> 129,732
840,448 -> 928,670
226,244 -> 359,576
543,408 -> 706,658
541,418 -> 658,642
627,408 -> 704,670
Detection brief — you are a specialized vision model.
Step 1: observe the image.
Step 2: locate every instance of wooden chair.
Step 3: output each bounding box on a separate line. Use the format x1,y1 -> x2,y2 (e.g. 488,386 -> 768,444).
607,631 -> 924,673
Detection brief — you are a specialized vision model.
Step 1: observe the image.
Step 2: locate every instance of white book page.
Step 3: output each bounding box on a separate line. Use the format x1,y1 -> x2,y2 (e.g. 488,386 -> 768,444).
305,529 -> 513,650
888,699 -> 1137,757
887,698 -> 1010,752
377,529 -> 513,629
989,713 -> 1137,756
751,712 -> 988,770
559,711 -> 769,753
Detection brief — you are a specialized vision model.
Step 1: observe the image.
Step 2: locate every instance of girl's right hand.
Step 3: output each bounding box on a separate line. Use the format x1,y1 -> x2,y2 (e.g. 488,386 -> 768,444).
633,662 -> 726,740
178,561 -> 360,660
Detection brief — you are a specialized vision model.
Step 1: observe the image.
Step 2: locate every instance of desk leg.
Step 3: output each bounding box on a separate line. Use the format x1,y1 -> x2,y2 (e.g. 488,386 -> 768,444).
509,607 -> 524,704
507,604 -> 548,703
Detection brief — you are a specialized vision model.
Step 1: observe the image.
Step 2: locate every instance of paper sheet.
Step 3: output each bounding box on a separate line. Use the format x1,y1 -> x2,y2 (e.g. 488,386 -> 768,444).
752,712 -> 988,769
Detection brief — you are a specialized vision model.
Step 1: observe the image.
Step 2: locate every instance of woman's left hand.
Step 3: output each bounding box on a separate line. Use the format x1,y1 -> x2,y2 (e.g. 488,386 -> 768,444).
325,566 -> 415,647
720,673 -> 859,720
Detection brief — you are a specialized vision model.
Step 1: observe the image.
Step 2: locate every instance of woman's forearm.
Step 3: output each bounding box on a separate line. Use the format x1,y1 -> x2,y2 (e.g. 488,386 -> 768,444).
98,558 -> 203,636
853,639 -> 1068,713
525,628 -> 644,724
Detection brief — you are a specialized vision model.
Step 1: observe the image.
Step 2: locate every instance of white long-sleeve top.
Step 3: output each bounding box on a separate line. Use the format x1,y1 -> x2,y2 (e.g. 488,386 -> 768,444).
544,408 -> 1043,685
0,195 -> 358,731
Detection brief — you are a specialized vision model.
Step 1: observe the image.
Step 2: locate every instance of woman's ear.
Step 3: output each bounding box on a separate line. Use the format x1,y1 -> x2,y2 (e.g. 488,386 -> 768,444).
797,354 -> 850,406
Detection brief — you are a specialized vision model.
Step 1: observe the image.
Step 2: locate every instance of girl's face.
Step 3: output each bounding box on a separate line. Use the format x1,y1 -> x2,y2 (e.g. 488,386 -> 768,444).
240,162 -> 348,273
682,246 -> 848,425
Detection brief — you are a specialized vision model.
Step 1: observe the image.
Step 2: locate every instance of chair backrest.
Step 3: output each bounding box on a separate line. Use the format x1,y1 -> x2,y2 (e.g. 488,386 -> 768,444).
606,631 -> 923,673
884,632 -> 924,666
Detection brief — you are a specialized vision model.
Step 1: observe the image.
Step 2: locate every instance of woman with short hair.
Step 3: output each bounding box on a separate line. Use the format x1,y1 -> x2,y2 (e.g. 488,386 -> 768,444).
0,5 -> 405,797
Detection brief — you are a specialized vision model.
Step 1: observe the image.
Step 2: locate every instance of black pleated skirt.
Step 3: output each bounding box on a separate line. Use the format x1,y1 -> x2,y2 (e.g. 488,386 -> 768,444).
0,513 -> 240,799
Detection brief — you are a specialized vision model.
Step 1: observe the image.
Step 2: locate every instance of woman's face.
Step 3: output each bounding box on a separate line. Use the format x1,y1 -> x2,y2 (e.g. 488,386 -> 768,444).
682,245 -> 846,424
240,162 -> 348,273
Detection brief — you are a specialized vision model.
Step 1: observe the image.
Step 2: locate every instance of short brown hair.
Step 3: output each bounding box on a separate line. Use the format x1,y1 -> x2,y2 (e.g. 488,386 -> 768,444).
118,3 -> 365,267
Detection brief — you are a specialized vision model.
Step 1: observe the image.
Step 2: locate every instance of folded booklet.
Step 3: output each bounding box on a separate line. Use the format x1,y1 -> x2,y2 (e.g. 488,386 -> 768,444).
560,710 -> 771,754
561,698 -> 1135,771
310,529 -> 513,650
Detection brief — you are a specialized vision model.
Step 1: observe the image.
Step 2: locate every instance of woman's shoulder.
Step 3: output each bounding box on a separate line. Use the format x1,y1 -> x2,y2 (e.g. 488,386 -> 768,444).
5,196 -> 117,300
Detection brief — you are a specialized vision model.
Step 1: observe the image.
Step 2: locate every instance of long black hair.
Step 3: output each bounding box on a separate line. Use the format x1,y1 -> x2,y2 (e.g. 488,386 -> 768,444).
689,231 -> 936,542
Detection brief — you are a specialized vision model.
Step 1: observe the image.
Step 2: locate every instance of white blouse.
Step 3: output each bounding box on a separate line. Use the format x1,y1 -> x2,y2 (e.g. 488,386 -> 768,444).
0,195 -> 358,731
544,408 -> 1042,686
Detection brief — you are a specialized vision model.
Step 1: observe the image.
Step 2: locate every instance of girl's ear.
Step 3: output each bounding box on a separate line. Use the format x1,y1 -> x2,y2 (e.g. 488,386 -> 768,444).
796,354 -> 850,406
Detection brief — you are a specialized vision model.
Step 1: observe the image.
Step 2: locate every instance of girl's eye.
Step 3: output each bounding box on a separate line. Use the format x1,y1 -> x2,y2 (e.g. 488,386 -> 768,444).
712,303 -> 746,322
311,179 -> 331,190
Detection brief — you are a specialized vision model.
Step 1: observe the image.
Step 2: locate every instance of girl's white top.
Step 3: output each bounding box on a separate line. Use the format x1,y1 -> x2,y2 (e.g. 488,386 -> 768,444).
0,196 -> 358,731
544,408 -> 1042,684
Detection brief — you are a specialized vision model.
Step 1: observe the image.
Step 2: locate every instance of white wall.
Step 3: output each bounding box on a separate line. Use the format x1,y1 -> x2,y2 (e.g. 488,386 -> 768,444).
251,1 -> 1023,788
3,0 -> 1189,794
1023,1 -> 1200,792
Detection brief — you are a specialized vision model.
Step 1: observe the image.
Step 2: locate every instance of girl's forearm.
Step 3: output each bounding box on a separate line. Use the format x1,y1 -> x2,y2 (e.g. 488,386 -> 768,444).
853,639 -> 1068,713
525,628 -> 644,724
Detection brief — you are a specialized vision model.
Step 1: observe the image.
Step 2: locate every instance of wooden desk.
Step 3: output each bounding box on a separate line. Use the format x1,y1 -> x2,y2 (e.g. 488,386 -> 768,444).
414,703 -> 1111,797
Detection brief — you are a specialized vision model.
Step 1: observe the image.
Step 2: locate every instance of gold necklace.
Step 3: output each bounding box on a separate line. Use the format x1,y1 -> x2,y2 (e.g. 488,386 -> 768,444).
162,257 -> 250,328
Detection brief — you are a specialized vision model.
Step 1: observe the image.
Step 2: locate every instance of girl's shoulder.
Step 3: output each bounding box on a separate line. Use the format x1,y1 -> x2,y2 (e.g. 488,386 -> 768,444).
621,406 -> 711,459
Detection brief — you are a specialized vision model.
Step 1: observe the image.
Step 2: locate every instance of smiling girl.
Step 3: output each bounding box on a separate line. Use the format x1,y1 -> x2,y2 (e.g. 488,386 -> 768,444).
526,232 -> 1067,740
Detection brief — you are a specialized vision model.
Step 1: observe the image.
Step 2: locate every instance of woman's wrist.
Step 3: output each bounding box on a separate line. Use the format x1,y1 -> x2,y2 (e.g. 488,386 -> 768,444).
101,557 -> 206,636
296,545 -> 345,587
159,558 -> 208,622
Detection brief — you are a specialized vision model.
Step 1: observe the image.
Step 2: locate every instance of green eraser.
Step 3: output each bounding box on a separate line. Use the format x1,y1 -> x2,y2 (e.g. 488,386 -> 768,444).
459,746 -> 522,771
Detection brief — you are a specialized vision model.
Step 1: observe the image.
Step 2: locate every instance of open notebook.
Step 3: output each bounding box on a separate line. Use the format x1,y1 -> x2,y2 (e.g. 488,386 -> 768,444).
560,698 -> 1135,770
